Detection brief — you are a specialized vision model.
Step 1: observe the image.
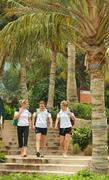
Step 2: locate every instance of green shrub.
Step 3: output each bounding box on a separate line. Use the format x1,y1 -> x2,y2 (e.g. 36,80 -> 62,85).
0,152 -> 6,163
75,169 -> 109,180
71,143 -> 81,154
106,108 -> 109,124
0,140 -> 4,148
50,107 -> 59,121
29,77 -> 66,112
72,128 -> 92,150
1,170 -> 109,180
4,104 -> 15,120
69,103 -> 91,120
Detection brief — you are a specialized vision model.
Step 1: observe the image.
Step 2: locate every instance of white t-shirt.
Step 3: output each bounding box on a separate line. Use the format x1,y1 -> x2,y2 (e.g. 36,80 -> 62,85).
33,109 -> 51,128
57,110 -> 74,128
17,109 -> 30,126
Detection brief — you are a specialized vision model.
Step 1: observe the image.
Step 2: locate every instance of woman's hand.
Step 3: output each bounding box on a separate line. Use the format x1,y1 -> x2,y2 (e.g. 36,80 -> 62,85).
49,124 -> 53,129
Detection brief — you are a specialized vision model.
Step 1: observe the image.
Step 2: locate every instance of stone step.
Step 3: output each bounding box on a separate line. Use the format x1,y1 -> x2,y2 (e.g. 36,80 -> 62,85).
0,169 -> 75,175
0,163 -> 87,172
6,155 -> 90,165
3,136 -> 60,140
4,129 -> 59,133
3,146 -> 60,150
1,150 -> 65,155
8,142 -> 60,146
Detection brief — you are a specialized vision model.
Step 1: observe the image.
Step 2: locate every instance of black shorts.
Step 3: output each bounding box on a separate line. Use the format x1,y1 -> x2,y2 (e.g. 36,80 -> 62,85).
35,127 -> 47,135
59,127 -> 72,136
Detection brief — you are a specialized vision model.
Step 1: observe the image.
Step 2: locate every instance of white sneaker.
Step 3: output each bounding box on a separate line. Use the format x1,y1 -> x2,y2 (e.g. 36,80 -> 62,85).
63,153 -> 67,157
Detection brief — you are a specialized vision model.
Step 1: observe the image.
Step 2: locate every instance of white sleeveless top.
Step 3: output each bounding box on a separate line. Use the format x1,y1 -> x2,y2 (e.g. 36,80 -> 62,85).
33,109 -> 51,128
17,109 -> 30,126
57,110 -> 74,128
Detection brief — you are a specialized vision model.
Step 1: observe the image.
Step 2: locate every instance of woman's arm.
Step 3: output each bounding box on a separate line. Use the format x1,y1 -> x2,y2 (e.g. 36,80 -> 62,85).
13,108 -> 24,119
32,112 -> 36,129
55,117 -> 59,129
68,112 -> 76,128
49,117 -> 53,128
29,113 -> 32,128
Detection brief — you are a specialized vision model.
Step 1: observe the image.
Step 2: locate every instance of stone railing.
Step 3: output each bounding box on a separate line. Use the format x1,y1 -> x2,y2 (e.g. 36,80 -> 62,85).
75,118 -> 91,128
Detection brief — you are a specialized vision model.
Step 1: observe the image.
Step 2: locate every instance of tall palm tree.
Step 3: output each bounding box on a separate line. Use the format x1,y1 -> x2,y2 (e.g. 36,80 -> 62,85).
20,59 -> 28,100
0,5 -> 66,109
47,44 -> 57,110
67,43 -> 78,102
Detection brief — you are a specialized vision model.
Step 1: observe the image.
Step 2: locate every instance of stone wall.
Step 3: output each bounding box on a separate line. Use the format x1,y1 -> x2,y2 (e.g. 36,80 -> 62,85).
76,118 -> 91,128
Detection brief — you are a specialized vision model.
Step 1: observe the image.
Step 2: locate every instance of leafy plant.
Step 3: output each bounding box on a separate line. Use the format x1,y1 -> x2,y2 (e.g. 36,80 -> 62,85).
4,104 -> 15,120
72,128 -> 92,150
1,170 -> 109,180
29,77 -> 66,112
0,152 -> 6,163
71,143 -> 81,154
50,107 -> 59,121
69,103 -> 92,120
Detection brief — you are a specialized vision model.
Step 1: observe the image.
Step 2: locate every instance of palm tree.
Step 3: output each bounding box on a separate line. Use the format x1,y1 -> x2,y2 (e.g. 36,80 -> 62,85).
20,59 -> 28,100
47,44 -> 57,110
0,5 -> 66,109
67,43 -> 78,102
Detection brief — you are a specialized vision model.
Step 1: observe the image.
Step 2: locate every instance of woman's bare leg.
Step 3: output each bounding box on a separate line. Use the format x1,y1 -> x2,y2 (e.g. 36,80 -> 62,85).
36,133 -> 41,153
64,134 -> 71,155
41,135 -> 46,155
60,136 -> 65,151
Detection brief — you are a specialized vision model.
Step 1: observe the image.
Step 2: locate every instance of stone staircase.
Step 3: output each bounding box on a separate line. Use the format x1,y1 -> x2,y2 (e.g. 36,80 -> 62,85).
0,120 -> 90,175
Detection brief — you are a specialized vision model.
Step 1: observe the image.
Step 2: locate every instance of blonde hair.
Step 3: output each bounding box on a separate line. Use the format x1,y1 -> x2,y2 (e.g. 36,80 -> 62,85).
39,101 -> 46,106
19,99 -> 27,107
60,100 -> 68,107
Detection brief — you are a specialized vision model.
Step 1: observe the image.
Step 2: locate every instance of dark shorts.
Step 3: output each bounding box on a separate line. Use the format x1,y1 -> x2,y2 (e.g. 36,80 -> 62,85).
35,127 -> 47,135
59,127 -> 72,136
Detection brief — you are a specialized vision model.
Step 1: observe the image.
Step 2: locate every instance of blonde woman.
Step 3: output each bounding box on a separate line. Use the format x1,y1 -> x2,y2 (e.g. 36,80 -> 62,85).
33,101 -> 52,157
14,99 -> 31,157
55,100 -> 75,157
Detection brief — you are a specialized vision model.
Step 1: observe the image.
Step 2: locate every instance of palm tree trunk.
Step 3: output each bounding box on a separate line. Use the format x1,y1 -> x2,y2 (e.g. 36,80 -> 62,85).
20,60 -> 28,100
0,65 -> 4,82
90,67 -> 108,174
47,45 -> 57,110
67,43 -> 78,102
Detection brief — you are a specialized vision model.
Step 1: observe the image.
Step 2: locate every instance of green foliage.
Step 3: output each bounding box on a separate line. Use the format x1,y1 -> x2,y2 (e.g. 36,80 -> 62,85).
4,104 -> 15,120
76,52 -> 90,90
1,170 -> 109,180
50,107 -> 59,121
75,169 -> 109,180
106,108 -> 109,124
29,77 -> 66,112
29,77 -> 49,112
69,103 -> 91,120
2,67 -> 20,104
0,152 -> 6,163
105,84 -> 109,109
72,128 -> 92,150
71,143 -> 81,154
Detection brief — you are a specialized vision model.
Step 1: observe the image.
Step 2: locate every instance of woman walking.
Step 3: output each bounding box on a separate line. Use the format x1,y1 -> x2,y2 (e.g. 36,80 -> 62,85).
33,101 -> 52,157
14,99 -> 31,157
55,100 -> 75,157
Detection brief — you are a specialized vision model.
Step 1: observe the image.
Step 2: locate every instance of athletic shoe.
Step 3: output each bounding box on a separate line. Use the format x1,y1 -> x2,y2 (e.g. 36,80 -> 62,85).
40,154 -> 44,158
63,153 -> 67,157
36,152 -> 40,157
